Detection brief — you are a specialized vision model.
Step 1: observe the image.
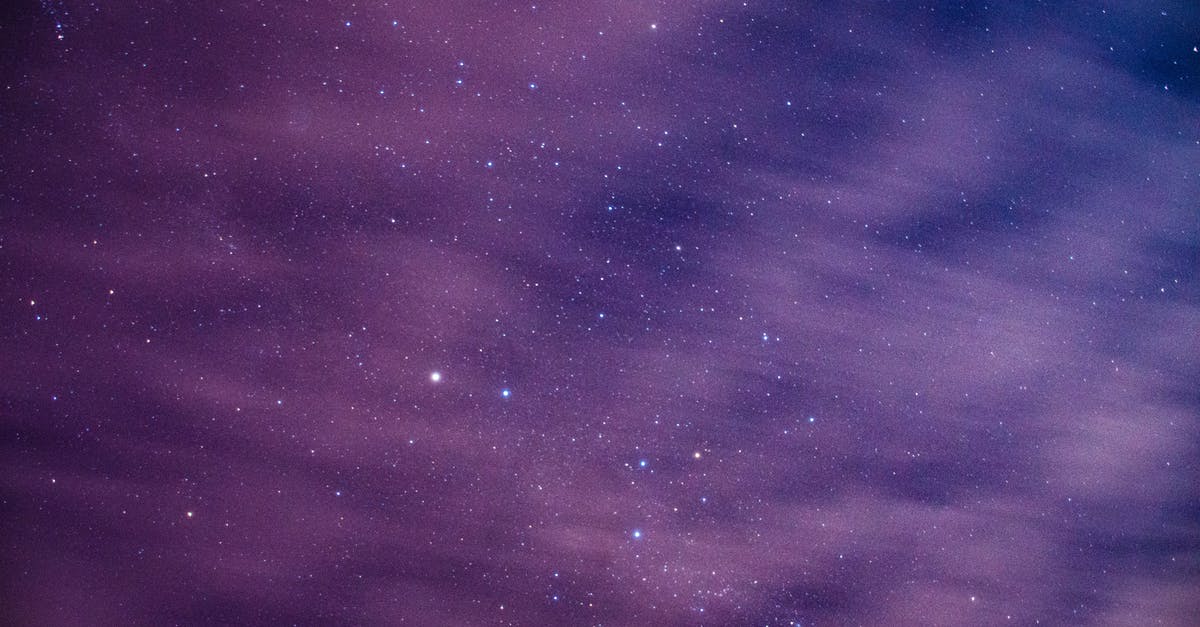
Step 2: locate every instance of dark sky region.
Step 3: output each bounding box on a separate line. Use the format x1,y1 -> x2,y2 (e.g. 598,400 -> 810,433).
2,1 -> 1199,625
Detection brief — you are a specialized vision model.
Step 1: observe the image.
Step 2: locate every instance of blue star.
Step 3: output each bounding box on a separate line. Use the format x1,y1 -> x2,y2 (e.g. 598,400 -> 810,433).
631,529 -> 643,540
500,388 -> 512,398
638,459 -> 648,468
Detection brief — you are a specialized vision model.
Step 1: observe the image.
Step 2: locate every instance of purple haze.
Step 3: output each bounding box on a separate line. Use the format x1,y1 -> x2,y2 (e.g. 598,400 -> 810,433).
2,2 -> 1198,625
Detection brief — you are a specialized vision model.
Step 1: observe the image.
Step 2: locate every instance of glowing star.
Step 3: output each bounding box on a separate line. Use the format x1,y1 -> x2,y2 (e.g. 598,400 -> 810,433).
638,459 -> 648,468
693,451 -> 702,459
631,529 -> 643,539
186,511 -> 194,518
500,388 -> 512,398
430,371 -> 442,383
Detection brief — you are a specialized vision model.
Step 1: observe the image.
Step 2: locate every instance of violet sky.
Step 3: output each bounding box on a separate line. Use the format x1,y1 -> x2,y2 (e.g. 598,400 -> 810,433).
2,1 -> 1199,625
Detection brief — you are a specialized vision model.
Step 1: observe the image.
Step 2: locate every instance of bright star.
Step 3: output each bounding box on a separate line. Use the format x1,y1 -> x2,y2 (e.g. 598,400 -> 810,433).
632,529 -> 643,539
501,388 -> 511,398
430,371 -> 442,383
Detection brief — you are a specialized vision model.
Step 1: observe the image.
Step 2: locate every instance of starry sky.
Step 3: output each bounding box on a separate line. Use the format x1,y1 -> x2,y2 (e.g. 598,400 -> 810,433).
2,2 -> 1199,625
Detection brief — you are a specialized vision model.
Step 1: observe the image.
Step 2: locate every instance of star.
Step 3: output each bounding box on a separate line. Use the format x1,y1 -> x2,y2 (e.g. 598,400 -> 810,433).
430,371 -> 442,383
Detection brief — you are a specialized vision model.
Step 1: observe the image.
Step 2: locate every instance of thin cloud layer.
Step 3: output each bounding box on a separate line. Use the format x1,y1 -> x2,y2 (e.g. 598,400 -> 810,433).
2,2 -> 1198,625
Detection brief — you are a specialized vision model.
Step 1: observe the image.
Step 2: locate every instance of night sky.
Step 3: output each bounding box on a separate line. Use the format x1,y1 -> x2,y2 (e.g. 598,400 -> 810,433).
3,2 -> 1199,625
